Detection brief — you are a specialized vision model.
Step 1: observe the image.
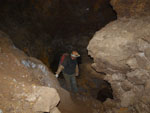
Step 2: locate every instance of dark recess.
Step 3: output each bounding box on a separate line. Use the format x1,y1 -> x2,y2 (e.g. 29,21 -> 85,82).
97,80 -> 113,102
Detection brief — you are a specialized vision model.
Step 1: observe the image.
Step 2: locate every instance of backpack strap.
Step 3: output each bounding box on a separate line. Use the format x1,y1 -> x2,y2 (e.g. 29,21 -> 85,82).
59,53 -> 69,65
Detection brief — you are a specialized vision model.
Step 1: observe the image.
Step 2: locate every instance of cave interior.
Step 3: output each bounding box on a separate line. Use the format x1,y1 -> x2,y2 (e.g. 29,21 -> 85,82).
0,0 -> 117,102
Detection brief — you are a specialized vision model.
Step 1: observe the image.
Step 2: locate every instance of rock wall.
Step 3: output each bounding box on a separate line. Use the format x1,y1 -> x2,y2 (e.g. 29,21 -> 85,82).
87,11 -> 150,113
111,0 -> 150,18
0,31 -> 61,113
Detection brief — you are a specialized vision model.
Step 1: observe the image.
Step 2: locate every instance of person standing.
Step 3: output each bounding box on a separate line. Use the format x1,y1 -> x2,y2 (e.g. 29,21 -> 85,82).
55,51 -> 80,93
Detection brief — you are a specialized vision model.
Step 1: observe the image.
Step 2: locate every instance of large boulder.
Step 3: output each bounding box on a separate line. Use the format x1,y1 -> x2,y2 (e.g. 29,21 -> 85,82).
32,87 -> 60,112
87,17 -> 150,112
87,17 -> 150,74
0,31 -> 61,113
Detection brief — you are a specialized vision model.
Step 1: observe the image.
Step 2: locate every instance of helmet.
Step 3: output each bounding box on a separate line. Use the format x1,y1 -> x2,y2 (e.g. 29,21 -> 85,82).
71,51 -> 80,57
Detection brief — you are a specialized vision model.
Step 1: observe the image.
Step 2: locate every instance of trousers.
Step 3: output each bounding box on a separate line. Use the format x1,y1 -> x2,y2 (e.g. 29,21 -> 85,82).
63,73 -> 78,93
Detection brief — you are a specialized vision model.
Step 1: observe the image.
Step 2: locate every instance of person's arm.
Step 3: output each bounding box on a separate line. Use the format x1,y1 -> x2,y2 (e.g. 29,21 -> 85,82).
75,64 -> 79,76
55,56 -> 68,77
56,65 -> 64,75
55,65 -> 64,77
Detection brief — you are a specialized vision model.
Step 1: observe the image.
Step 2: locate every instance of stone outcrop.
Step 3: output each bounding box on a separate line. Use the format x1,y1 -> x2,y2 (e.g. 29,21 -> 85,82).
111,0 -> 150,18
32,87 -> 60,112
0,31 -> 61,113
87,16 -> 150,113
88,17 -> 150,74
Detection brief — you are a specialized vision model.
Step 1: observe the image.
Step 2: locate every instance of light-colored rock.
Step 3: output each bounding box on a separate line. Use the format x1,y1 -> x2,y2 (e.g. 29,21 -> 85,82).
111,73 -> 125,82
88,17 -> 150,74
121,80 -> 133,91
135,52 -> 150,70
50,107 -> 61,113
126,57 -> 138,69
33,87 -> 60,112
127,69 -> 149,85
121,91 -> 135,107
104,73 -> 126,83
87,16 -> 150,113
111,82 -> 125,99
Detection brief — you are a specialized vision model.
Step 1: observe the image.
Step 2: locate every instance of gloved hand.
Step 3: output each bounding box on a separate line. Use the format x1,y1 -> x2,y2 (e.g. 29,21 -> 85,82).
55,73 -> 59,78
75,73 -> 79,76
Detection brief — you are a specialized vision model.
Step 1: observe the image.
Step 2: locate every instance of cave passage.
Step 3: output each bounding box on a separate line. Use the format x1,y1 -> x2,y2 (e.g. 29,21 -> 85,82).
0,0 -> 116,102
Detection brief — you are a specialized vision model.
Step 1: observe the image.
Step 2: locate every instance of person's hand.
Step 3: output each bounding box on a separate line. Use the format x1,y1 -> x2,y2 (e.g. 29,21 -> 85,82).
75,73 -> 79,76
55,73 -> 59,78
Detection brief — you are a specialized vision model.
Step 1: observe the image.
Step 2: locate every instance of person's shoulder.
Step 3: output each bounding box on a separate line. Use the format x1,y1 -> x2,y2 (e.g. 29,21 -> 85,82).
64,54 -> 70,61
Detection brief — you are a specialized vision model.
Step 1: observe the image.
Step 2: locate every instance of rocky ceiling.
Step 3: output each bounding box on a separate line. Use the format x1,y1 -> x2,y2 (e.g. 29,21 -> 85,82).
0,0 -> 116,36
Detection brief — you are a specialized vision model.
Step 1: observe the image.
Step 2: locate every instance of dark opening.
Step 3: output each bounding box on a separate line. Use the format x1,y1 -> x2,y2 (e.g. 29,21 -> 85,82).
84,78 -> 113,102
96,80 -> 113,102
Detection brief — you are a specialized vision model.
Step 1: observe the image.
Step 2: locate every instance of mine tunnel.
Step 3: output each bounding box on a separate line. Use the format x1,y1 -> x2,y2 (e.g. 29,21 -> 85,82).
0,0 -> 117,112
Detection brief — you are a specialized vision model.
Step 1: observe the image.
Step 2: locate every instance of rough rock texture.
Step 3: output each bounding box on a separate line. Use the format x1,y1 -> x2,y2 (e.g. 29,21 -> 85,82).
0,31 -> 60,113
88,17 -> 150,74
88,16 -> 150,113
111,0 -> 150,18
50,107 -> 61,113
32,87 -> 60,112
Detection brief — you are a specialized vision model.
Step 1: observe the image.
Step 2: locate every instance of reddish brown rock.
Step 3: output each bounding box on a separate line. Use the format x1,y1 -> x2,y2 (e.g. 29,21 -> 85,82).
88,16 -> 150,113
111,0 -> 150,18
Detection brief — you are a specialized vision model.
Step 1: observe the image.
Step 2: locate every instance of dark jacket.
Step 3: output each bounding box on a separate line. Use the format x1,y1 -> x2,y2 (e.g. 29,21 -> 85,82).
61,55 -> 77,75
